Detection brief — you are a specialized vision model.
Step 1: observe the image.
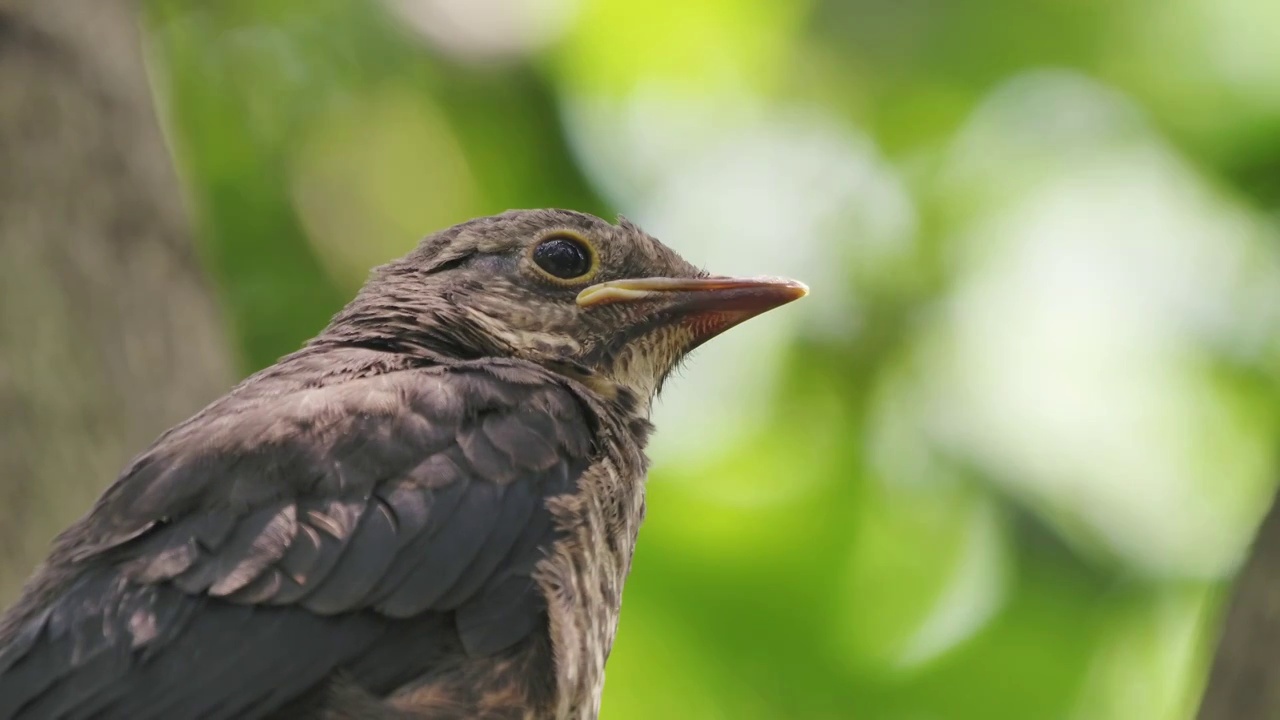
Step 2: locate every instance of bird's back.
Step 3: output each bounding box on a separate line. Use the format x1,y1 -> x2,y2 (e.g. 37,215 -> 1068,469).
0,346 -> 596,719
0,568 -> 467,719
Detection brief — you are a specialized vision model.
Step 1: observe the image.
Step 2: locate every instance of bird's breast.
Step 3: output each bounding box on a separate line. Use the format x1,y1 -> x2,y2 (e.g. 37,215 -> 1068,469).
534,448 -> 647,720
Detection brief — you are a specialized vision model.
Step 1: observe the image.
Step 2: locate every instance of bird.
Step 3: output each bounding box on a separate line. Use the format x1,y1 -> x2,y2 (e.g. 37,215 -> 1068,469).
0,209 -> 807,720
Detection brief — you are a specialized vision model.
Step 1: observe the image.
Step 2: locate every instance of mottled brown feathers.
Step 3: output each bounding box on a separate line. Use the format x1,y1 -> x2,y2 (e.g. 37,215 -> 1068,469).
0,347 -> 621,719
0,209 -> 792,720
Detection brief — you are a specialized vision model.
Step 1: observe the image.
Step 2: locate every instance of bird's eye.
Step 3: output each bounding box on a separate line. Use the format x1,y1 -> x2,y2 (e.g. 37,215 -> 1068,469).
532,236 -> 595,281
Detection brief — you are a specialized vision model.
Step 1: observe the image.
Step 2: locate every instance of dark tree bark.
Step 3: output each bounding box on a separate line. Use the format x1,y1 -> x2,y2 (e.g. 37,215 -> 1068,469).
0,0 -> 233,604
1197,491 -> 1280,720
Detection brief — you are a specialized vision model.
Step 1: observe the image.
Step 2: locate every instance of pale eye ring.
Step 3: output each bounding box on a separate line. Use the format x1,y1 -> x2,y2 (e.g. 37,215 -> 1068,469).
532,236 -> 594,280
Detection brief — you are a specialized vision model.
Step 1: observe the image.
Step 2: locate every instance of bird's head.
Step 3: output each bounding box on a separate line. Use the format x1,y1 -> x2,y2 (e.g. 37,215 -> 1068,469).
325,209 -> 807,407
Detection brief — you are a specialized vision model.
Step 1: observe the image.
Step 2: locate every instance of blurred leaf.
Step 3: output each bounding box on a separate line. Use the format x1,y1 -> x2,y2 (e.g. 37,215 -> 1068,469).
838,484 -> 1008,672
1070,586 -> 1211,720
552,0 -> 809,96
135,2 -> 1280,719
290,87 -> 481,290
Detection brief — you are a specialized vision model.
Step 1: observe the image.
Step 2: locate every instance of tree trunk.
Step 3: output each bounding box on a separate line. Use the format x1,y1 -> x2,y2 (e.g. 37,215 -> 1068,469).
1197,490 -> 1280,720
0,0 -> 234,604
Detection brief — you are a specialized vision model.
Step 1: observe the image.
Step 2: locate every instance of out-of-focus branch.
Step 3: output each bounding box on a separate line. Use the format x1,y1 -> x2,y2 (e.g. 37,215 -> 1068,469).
0,0 -> 233,603
1197,489 -> 1280,719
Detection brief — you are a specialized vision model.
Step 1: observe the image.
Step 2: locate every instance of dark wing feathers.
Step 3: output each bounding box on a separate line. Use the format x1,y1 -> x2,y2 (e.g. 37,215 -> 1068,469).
365,480 -> 470,607
435,479 -> 536,610
455,574 -> 543,657
481,410 -> 564,471
299,495 -> 402,614
283,497 -> 368,609
374,479 -> 503,618
176,501 -> 298,597
0,365 -> 594,719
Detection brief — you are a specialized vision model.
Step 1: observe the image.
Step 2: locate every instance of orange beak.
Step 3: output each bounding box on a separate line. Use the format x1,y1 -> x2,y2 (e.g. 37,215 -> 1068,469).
577,275 -> 808,343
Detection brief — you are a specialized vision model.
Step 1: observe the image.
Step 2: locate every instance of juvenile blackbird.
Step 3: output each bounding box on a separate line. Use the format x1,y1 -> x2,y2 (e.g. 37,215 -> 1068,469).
0,209 -> 806,719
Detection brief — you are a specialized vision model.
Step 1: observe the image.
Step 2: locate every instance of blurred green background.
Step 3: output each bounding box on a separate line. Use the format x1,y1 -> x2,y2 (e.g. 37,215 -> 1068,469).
137,0 -> 1280,717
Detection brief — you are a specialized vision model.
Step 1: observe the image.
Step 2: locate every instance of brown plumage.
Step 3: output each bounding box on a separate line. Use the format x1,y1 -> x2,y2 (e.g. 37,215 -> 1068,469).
0,209 -> 806,719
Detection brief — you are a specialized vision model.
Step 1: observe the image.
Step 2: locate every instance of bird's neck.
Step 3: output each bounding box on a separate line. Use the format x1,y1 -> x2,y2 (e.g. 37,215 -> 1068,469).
536,424 -> 650,719
312,287 -> 505,362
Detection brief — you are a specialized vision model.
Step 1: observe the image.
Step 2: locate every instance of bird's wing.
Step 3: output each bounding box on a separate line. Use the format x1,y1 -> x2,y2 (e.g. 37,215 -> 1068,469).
0,363 -> 595,720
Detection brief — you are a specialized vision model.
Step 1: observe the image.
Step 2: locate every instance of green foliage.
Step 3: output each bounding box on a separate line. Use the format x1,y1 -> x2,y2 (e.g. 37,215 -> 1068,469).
141,0 -> 1280,717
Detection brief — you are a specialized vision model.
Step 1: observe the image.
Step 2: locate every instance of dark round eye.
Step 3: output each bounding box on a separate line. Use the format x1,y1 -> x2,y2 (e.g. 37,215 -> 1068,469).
532,236 -> 594,280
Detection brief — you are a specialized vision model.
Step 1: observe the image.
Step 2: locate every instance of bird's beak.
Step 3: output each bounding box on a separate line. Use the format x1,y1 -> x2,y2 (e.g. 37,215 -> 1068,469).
577,275 -> 808,339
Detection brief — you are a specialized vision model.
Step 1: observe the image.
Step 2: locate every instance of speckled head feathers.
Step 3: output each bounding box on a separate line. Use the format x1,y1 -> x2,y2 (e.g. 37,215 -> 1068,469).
323,209 -> 806,408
